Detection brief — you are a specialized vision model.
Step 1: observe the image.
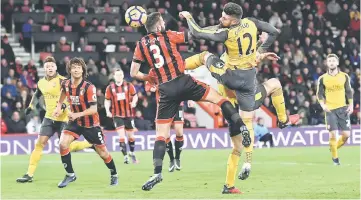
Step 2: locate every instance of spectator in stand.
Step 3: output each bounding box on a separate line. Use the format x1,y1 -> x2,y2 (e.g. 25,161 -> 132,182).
1,59 -> 11,83
118,37 -> 130,52
87,58 -> 98,73
17,90 -> 31,110
55,36 -> 70,52
26,115 -> 41,134
76,0 -> 94,14
97,67 -> 110,91
22,17 -> 33,52
16,80 -> 27,94
1,36 -> 15,64
99,19 -> 108,29
56,56 -> 69,76
88,18 -> 99,32
48,16 -> 60,32
134,110 -> 152,130
2,78 -> 17,98
76,37 -> 87,52
107,57 -> 121,72
14,101 -> 25,121
2,0 -> 15,33
1,102 -> 13,118
254,118 -> 274,148
4,111 -> 26,133
25,60 -> 38,82
20,71 -> 36,89
350,14 -> 360,40
97,37 -> 108,61
87,69 -> 100,88
113,17 -> 121,32
1,113 -> 8,134
75,17 -> 88,38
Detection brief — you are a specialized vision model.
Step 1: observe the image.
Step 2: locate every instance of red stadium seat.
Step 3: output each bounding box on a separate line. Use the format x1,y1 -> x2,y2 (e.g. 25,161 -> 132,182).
118,45 -> 129,52
21,6 -> 30,13
40,52 -> 52,62
84,45 -> 94,52
61,45 -> 71,52
63,25 -> 72,32
41,25 -> 50,32
77,7 -> 86,13
200,45 -> 208,51
97,26 -> 106,32
178,45 -> 188,52
125,26 -> 133,32
44,6 -> 53,13
158,8 -> 166,14
104,7 -> 111,13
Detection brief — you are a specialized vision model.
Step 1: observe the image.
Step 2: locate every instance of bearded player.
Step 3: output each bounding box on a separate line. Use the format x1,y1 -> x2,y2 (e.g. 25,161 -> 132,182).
130,12 -> 250,191
53,57 -> 118,188
105,69 -> 139,164
317,54 -> 353,165
180,3 -> 299,193
16,56 -> 92,183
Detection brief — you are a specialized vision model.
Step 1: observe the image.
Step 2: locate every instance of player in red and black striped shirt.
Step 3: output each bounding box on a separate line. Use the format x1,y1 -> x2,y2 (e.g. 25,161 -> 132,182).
53,57 -> 118,188
105,69 -> 139,164
130,12 -> 249,191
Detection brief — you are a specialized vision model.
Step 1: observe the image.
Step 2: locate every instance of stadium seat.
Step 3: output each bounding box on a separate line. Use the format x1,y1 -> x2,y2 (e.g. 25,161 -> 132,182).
104,7 -> 112,13
21,6 -> 30,13
179,45 -> 188,52
41,25 -> 50,32
40,52 -> 52,62
97,26 -> 106,32
125,26 -> 133,32
118,45 -> 129,52
43,6 -> 53,13
84,45 -> 94,52
63,25 -> 72,32
77,7 -> 86,13
61,45 -> 71,52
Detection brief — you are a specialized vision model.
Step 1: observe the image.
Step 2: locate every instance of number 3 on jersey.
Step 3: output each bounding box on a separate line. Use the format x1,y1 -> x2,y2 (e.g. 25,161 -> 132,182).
150,44 -> 164,68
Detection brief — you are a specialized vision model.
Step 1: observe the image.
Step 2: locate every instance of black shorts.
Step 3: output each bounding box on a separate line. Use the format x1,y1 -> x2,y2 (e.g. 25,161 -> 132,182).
173,105 -> 184,123
62,122 -> 105,145
326,106 -> 351,131
157,74 -> 209,123
39,118 -> 66,138
113,117 -> 136,131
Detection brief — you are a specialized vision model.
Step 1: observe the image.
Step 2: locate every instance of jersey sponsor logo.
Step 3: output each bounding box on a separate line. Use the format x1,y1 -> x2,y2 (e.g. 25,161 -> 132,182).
43,94 -> 59,100
116,93 -> 126,100
326,85 -> 343,92
70,96 -> 81,105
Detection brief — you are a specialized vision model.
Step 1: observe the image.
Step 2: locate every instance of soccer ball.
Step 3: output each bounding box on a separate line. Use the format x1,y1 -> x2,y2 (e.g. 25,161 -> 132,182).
125,6 -> 147,28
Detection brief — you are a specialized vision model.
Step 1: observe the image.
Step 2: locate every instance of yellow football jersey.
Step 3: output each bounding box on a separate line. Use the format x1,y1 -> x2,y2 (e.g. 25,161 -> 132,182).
224,18 -> 258,69
37,74 -> 68,122
316,71 -> 353,110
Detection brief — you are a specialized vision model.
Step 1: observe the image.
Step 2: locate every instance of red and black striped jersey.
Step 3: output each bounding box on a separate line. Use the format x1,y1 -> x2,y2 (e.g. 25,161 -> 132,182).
132,30 -> 188,84
105,81 -> 136,118
61,79 -> 100,127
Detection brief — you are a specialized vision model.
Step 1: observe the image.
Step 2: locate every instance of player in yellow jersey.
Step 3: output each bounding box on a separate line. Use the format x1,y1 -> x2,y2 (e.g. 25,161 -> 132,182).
180,2 -> 300,194
316,54 -> 353,165
16,56 -> 92,183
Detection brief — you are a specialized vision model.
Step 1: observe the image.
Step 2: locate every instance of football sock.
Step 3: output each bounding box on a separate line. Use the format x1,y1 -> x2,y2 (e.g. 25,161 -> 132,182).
103,155 -> 117,176
166,138 -> 175,160
225,150 -> 240,188
128,137 -> 135,153
60,148 -> 74,174
69,141 -> 92,152
119,138 -> 127,156
175,135 -> 184,160
243,118 -> 254,164
218,99 -> 246,127
27,141 -> 44,177
271,88 -> 287,123
184,51 -> 208,70
337,135 -> 348,149
153,136 -> 166,174
329,137 -> 338,159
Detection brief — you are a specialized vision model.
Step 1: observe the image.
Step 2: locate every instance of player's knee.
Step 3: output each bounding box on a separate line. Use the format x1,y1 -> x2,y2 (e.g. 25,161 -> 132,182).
329,131 -> 337,139
174,125 -> 183,136
342,131 -> 350,138
59,141 -> 69,151
95,145 -> 109,158
264,78 -> 281,94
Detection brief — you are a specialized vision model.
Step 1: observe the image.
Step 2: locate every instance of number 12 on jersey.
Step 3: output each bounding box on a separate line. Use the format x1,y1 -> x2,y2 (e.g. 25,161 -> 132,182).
237,33 -> 254,56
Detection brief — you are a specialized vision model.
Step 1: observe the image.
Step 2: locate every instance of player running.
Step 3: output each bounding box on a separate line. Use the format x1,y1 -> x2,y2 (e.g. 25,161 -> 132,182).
16,56 -> 92,183
316,54 -> 353,165
180,2 -> 299,193
104,69 -> 139,164
145,70 -> 189,172
53,57 -> 118,188
130,12 -> 250,191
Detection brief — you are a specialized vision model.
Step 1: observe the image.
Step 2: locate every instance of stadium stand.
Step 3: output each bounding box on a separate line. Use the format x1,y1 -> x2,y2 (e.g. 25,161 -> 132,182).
1,0 -> 360,134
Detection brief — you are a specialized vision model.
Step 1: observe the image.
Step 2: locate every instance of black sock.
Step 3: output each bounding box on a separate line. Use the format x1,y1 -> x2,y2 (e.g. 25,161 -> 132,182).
104,156 -> 117,176
175,136 -> 184,160
153,138 -> 166,174
128,139 -> 135,153
220,100 -> 245,127
61,151 -> 74,174
119,141 -> 127,156
166,140 -> 174,160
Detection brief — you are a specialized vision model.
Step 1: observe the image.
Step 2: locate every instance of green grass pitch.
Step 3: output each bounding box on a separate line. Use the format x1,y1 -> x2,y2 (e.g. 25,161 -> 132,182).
1,146 -> 360,199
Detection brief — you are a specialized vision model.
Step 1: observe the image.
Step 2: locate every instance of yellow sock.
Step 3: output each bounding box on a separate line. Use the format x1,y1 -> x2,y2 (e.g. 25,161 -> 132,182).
184,51 -> 208,70
337,135 -> 348,149
225,153 -> 240,188
329,138 -> 338,159
243,118 -> 254,164
69,141 -> 92,152
271,88 -> 287,123
27,142 -> 44,177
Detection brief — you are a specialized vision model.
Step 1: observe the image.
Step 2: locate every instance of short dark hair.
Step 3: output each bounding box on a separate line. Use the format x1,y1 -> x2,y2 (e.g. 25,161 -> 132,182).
327,53 -> 339,60
44,56 -> 56,63
66,57 -> 87,78
223,2 -> 243,19
145,12 -> 161,32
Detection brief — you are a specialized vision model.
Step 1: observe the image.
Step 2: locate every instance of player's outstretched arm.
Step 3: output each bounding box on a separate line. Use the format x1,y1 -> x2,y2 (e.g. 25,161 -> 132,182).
248,18 -> 280,53
179,11 -> 228,42
25,87 -> 42,114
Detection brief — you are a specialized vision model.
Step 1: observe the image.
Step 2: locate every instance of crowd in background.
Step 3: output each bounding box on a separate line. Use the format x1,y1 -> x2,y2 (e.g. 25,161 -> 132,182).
1,0 -> 360,134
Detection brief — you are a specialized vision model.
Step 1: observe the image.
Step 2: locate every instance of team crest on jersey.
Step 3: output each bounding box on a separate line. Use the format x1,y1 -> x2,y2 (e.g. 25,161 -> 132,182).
52,81 -> 57,87
80,88 -> 85,95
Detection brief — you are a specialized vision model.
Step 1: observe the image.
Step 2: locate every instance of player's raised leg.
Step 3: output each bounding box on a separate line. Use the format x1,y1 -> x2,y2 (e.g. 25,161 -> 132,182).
58,129 -> 77,188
